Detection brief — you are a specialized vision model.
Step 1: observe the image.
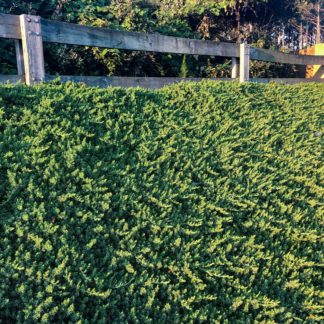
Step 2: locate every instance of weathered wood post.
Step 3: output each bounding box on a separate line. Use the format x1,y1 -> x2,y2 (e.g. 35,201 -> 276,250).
231,57 -> 239,79
240,41 -> 250,82
19,14 -> 45,85
15,40 -> 25,77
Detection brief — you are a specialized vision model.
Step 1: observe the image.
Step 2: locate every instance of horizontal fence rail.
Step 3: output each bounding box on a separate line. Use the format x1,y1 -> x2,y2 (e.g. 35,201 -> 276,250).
1,75 -> 319,89
41,19 -> 239,57
0,13 -> 323,87
250,48 -> 324,65
46,76 -> 231,89
0,14 -> 20,39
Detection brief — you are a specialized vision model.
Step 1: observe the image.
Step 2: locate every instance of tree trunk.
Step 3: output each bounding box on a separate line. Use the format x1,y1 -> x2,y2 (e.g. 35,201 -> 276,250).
282,28 -> 285,48
299,23 -> 303,49
236,8 -> 241,42
316,3 -> 321,44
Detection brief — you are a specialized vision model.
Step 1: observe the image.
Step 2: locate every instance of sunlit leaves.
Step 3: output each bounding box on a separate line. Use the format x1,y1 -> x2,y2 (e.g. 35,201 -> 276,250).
0,81 -> 323,322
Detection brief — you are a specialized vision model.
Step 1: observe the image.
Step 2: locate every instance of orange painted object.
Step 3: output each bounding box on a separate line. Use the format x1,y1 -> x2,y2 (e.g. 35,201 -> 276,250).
300,44 -> 324,79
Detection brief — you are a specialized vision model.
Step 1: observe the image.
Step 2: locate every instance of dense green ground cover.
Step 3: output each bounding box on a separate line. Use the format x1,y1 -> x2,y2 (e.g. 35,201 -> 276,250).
0,81 -> 323,322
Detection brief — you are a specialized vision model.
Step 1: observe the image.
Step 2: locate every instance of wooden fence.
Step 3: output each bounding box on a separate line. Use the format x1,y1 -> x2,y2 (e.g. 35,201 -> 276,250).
1,13 -> 324,88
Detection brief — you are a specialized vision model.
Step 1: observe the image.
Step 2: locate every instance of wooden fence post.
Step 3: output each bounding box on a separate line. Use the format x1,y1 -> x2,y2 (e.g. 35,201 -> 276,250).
240,42 -> 250,82
19,14 -> 45,85
15,40 -> 25,80
231,57 -> 239,79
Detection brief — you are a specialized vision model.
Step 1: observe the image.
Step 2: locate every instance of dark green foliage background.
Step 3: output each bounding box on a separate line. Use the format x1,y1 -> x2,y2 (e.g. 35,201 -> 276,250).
0,81 -> 323,322
1,0 -> 310,78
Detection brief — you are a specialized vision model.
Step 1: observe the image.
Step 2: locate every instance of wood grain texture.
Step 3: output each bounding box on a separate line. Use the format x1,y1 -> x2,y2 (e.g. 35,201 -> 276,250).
1,74 -> 321,87
251,78 -> 324,84
231,57 -> 239,79
45,76 -> 323,88
20,15 -> 45,85
1,13 -> 323,66
45,76 -> 233,88
0,14 -> 20,39
240,43 -> 250,82
0,75 -> 23,83
15,40 -> 25,75
41,18 -> 239,57
250,48 -> 324,65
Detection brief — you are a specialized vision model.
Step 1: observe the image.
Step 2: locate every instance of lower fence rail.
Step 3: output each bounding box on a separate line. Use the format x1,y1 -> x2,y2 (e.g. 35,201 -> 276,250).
1,13 -> 324,87
0,75 -> 323,89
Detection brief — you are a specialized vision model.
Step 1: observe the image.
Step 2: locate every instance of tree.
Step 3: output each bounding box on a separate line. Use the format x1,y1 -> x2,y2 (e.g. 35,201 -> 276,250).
0,0 -> 311,77
295,0 -> 323,45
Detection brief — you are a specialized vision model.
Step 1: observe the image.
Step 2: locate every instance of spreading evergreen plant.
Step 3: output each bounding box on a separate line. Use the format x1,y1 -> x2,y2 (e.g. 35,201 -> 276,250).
0,81 -> 323,322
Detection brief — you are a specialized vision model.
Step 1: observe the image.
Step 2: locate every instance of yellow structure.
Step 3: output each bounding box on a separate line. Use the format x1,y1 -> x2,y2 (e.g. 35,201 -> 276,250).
300,44 -> 324,79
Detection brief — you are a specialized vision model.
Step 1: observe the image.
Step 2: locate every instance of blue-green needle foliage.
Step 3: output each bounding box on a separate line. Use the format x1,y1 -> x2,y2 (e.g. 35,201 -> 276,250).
0,81 -> 323,322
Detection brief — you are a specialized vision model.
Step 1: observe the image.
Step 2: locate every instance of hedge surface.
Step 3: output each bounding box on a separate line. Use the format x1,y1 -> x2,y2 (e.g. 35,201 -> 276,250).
0,81 -> 323,323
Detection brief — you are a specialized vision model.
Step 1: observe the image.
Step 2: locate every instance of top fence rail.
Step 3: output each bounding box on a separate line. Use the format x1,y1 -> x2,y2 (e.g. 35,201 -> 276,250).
1,13 -> 324,66
0,13 -> 323,87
